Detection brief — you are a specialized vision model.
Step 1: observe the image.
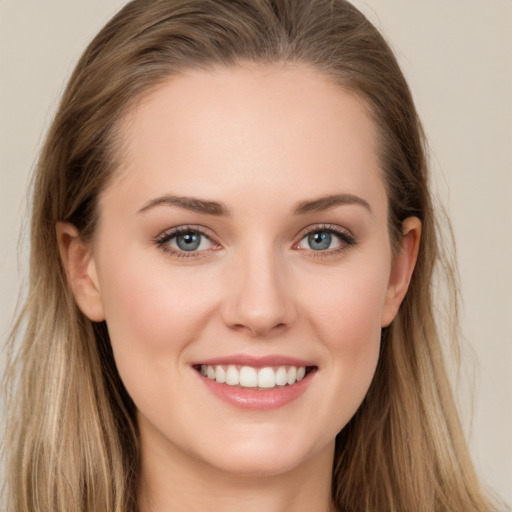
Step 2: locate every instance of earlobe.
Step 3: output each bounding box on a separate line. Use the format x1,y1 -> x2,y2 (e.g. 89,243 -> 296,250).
381,217 -> 421,327
56,222 -> 105,322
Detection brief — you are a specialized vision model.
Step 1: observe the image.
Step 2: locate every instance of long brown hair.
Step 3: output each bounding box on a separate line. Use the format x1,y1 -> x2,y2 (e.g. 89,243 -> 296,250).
2,0 -> 498,510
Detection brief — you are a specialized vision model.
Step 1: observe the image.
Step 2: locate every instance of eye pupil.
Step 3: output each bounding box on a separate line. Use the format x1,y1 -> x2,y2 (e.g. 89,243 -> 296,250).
308,231 -> 332,250
177,232 -> 201,251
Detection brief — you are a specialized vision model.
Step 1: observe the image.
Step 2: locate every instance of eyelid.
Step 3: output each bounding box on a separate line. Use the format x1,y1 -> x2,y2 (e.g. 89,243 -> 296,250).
293,223 -> 355,242
292,223 -> 357,255
154,225 -> 221,258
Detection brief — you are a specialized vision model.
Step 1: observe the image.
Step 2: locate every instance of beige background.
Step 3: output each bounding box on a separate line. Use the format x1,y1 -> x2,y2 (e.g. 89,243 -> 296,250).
1,0 -> 511,504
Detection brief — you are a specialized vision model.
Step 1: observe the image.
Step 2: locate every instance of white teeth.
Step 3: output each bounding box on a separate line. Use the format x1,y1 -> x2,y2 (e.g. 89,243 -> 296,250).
286,366 -> 297,385
225,365 -> 239,386
199,364 -> 309,389
239,366 -> 258,387
215,365 -> 226,383
275,366 -> 288,386
257,367 -> 275,388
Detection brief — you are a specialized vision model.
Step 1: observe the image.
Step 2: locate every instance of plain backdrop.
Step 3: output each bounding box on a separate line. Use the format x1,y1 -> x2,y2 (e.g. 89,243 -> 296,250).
1,0 -> 511,504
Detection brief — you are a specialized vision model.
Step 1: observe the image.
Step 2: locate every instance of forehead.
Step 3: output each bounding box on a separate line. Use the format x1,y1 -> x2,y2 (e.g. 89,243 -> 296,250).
105,63 -> 385,216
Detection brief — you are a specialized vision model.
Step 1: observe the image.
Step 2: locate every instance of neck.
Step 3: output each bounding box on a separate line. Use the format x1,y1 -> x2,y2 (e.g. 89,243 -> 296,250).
137,425 -> 335,512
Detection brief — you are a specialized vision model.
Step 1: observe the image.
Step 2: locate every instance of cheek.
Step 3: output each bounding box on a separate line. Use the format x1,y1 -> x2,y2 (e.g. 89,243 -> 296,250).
298,259 -> 389,425
303,256 -> 389,344
95,245 -> 220,396
328,284 -> 383,384
99,245 -> 212,342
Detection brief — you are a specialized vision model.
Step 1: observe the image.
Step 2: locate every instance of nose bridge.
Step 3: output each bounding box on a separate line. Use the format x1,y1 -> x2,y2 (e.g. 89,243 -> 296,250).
222,241 -> 296,336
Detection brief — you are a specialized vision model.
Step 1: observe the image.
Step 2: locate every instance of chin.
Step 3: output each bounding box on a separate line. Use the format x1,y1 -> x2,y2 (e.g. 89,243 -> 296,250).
192,428 -> 332,478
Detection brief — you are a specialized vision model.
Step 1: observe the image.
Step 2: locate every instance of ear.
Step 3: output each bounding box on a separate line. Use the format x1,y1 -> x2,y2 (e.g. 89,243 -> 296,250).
56,222 -> 105,322
381,217 -> 421,327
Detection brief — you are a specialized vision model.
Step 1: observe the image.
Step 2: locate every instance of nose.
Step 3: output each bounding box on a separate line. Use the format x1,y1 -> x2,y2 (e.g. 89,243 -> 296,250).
220,249 -> 297,337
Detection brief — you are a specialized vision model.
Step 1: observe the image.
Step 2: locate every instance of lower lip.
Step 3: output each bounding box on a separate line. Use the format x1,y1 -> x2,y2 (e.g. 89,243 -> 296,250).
197,370 -> 316,411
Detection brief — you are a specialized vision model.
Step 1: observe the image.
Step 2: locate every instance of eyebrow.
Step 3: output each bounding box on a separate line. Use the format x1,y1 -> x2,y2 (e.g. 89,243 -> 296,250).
138,195 -> 230,216
293,193 -> 372,215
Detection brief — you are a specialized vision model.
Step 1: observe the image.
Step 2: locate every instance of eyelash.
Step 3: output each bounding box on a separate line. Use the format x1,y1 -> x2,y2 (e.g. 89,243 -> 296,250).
294,224 -> 357,258
154,224 -> 357,259
154,226 -> 219,259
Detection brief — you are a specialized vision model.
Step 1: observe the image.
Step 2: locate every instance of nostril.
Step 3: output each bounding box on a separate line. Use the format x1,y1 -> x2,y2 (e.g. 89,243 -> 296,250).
229,320 -> 289,337
220,263 -> 298,336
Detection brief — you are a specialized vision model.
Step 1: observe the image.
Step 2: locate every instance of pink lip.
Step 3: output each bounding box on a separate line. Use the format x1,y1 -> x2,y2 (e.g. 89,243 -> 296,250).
193,362 -> 317,411
193,353 -> 316,368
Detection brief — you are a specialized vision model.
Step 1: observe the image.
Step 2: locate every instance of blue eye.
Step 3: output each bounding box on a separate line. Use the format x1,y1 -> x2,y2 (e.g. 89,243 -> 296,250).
175,232 -> 203,251
307,231 -> 333,251
296,227 -> 355,253
157,229 -> 215,255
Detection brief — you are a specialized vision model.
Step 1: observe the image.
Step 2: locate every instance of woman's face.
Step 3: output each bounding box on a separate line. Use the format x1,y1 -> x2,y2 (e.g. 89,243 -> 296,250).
67,64 -> 418,478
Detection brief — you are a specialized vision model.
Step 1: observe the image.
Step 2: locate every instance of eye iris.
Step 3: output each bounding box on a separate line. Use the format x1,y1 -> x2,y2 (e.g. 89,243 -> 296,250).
308,231 -> 332,250
176,232 -> 201,251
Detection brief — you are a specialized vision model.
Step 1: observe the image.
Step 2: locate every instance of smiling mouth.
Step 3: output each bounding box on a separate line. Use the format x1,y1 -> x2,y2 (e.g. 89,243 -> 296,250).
194,364 -> 317,390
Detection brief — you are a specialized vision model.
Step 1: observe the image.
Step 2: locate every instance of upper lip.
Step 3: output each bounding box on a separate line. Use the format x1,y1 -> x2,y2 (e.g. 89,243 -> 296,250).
192,354 -> 317,368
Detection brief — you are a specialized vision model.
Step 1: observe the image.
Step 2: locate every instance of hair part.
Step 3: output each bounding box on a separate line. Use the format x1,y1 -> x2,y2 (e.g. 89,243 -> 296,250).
2,0 -> 498,510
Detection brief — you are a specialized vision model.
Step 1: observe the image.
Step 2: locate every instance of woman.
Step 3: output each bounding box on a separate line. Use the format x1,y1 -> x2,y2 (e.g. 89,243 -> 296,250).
1,0 -> 501,510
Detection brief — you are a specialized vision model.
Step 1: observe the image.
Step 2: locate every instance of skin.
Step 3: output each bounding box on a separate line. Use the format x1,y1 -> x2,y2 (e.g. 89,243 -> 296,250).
58,63 -> 420,512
